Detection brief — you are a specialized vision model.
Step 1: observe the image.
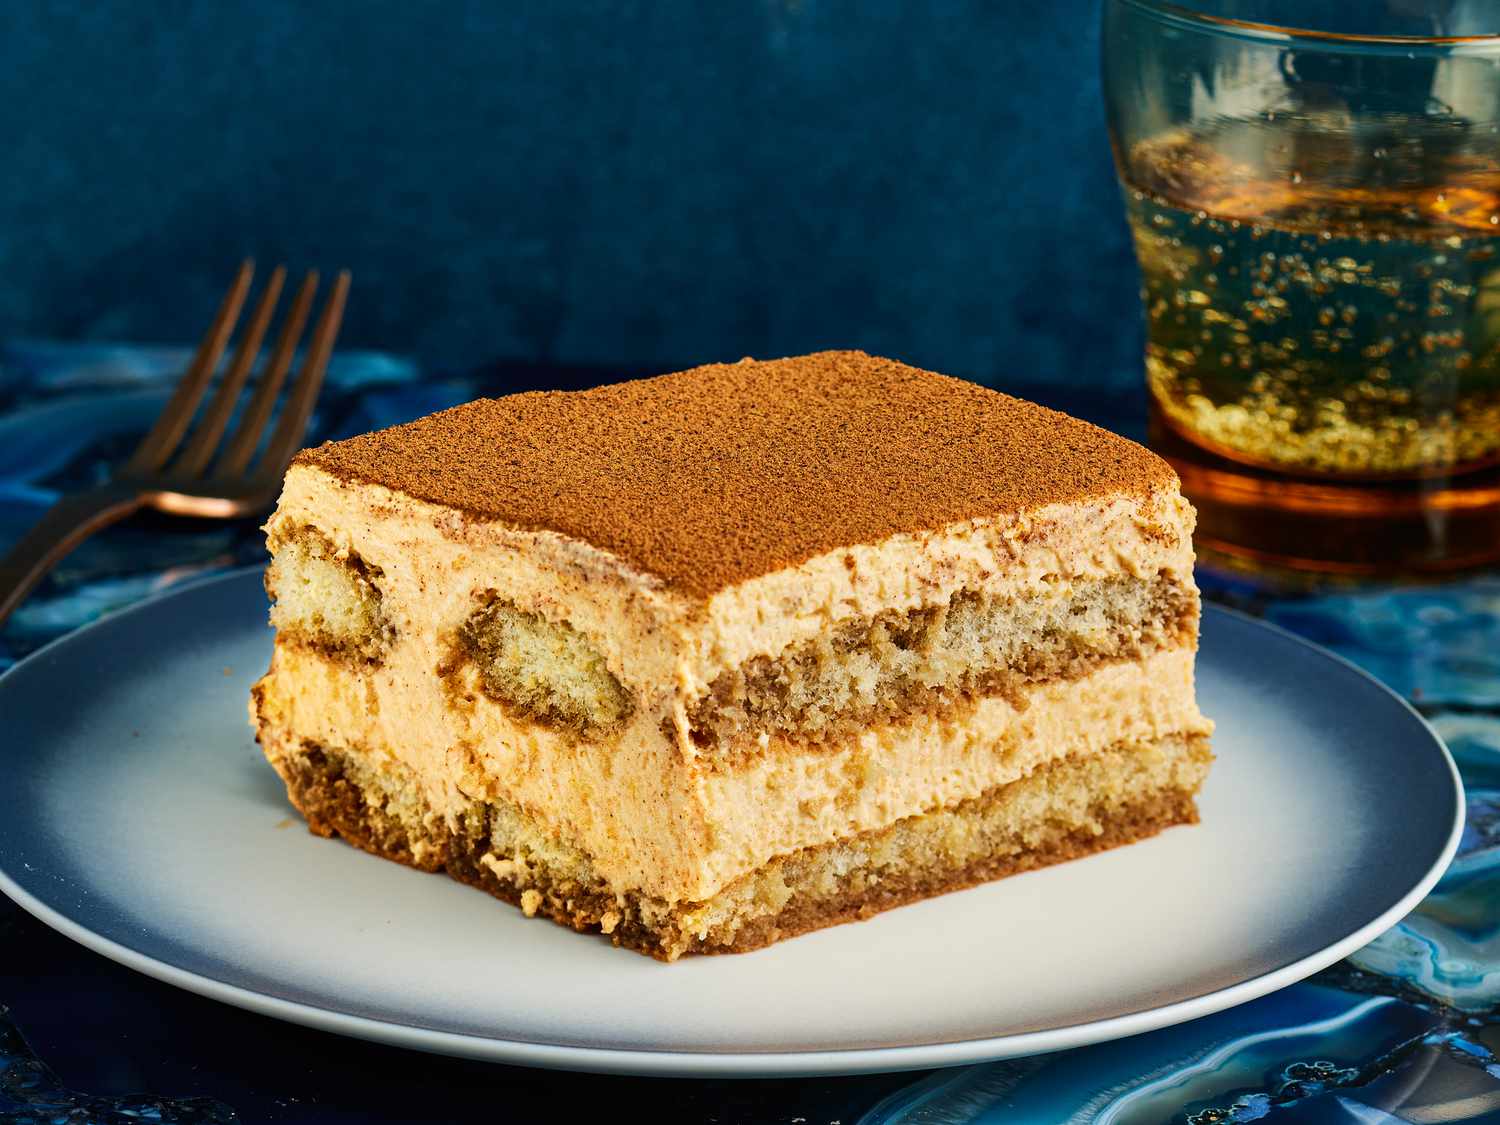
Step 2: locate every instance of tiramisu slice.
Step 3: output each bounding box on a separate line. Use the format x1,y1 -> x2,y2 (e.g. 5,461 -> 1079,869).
250,351 -> 1212,960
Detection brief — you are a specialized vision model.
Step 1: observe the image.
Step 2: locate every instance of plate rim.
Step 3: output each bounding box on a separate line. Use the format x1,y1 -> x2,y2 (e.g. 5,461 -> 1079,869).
0,566 -> 1467,1077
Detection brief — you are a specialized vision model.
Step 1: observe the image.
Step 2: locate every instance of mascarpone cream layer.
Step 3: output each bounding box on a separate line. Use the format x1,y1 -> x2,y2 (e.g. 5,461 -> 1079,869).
254,643 -> 1209,902
271,464 -> 1198,707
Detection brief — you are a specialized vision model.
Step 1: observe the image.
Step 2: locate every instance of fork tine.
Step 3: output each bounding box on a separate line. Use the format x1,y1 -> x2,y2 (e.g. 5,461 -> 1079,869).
125,260 -> 253,475
170,265 -> 286,477
256,270 -> 350,476
213,270 -> 318,478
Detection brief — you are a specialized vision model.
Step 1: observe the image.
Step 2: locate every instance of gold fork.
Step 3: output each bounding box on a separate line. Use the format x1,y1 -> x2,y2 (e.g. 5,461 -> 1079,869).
0,260 -> 350,624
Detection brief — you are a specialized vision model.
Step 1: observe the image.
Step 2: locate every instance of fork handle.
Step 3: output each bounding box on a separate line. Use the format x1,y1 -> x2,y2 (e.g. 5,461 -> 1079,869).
0,485 -> 146,626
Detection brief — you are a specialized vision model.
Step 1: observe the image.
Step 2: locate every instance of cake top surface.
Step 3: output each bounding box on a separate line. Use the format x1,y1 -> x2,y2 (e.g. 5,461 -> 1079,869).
296,351 -> 1176,596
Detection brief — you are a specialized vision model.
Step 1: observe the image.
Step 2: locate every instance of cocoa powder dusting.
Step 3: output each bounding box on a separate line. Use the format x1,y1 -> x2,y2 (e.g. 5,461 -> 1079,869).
295,351 -> 1175,595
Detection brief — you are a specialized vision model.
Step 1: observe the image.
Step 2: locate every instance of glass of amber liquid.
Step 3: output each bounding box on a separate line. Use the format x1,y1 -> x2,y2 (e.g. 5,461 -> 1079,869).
1105,0 -> 1500,574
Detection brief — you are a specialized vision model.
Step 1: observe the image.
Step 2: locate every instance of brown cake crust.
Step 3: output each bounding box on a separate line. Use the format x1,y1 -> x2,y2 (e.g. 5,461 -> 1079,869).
294,351 -> 1176,595
273,741 -> 1201,961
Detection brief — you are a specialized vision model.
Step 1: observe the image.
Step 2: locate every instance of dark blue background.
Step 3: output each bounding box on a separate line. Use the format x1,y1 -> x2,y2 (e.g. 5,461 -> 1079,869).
0,0 -> 1142,389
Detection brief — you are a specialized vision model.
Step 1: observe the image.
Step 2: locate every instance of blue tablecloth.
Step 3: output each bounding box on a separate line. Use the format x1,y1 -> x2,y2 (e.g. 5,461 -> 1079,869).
1,343 -> 1497,1124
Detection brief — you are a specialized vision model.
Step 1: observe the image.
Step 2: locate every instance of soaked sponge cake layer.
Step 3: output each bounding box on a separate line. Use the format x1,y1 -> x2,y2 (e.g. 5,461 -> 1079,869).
261,727 -> 1211,961
688,572 -> 1196,758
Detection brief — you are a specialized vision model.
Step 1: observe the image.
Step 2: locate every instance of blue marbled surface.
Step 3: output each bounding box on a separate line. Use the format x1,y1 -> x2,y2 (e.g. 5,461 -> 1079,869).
2,343 -> 1498,1124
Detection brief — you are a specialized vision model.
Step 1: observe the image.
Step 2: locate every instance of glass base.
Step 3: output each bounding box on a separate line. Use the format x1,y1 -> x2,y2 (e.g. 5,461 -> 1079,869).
1148,404 -> 1500,577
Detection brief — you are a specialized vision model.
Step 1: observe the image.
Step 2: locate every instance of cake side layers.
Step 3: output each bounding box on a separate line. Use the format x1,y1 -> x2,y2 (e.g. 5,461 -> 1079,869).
259,728 -> 1211,960
252,643 -> 1209,901
271,463 -> 1196,714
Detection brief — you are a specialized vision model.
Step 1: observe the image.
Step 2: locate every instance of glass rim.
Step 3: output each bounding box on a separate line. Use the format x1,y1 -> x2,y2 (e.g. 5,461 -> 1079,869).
1116,0 -> 1500,50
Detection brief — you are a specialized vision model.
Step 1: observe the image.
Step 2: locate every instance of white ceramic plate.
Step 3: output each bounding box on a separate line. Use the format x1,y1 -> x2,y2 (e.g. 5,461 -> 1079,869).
0,569 -> 1462,1077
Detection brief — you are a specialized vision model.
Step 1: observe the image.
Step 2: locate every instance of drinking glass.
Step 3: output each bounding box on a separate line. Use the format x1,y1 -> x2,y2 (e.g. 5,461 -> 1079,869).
1103,0 -> 1500,573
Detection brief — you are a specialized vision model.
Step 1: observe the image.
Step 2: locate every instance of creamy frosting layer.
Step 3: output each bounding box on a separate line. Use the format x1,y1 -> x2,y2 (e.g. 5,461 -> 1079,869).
254,643 -> 1208,901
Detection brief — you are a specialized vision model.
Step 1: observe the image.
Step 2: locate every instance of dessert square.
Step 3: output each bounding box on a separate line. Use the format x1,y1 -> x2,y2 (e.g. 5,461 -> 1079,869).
250,350 -> 1212,959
